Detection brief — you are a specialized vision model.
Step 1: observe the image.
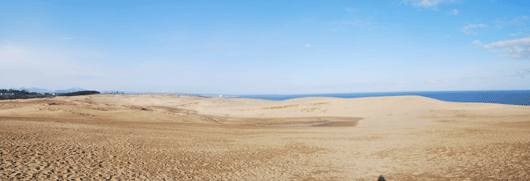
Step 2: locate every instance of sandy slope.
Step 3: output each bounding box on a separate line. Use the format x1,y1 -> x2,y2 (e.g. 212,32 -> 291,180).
1,94 -> 529,180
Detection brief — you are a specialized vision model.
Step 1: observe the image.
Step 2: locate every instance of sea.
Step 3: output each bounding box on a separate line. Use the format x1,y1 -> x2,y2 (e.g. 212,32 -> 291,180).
220,90 -> 530,106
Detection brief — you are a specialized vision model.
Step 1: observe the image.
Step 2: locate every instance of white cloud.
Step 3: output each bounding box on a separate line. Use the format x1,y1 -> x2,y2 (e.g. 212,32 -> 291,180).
511,15 -> 530,23
305,44 -> 313,48
495,15 -> 530,28
471,40 -> 482,47
447,9 -> 458,15
418,0 -> 440,8
483,38 -> 530,60
462,24 -> 488,34
509,32 -> 524,37
432,58 -> 455,62
401,0 -> 458,10
509,69 -> 530,78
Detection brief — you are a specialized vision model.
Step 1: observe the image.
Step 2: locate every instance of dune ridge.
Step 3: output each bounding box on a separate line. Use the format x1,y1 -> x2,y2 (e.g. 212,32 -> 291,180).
1,94 -> 529,180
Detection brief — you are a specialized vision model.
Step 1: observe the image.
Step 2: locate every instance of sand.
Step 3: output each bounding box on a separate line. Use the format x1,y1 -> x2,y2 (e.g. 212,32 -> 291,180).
1,94 -> 529,180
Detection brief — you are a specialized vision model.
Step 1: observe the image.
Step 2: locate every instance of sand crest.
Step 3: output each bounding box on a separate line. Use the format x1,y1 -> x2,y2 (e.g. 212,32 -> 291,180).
1,94 -> 529,180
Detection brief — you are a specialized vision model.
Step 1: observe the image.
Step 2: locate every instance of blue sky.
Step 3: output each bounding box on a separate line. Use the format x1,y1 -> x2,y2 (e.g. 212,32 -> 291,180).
1,0 -> 529,94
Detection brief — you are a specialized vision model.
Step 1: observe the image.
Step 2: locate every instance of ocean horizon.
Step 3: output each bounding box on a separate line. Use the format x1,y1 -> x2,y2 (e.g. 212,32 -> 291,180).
220,90 -> 530,106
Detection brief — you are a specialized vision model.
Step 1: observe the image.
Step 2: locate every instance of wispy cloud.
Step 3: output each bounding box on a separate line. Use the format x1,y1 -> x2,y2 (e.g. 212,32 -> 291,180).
494,15 -> 529,28
470,40 -> 482,47
447,9 -> 458,15
511,15 -> 530,24
483,38 -> 530,60
509,68 -> 530,78
462,24 -> 488,34
472,40 -> 483,46
305,44 -> 313,48
509,32 -> 524,37
432,58 -> 455,62
400,0 -> 458,10
212,45 -> 229,51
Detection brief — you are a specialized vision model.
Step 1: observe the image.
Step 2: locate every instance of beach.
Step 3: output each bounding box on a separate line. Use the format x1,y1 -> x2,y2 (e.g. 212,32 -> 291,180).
1,94 -> 529,180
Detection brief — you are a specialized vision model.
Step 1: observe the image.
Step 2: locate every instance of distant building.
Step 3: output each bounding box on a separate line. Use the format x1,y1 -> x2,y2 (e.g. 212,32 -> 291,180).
219,95 -> 222,98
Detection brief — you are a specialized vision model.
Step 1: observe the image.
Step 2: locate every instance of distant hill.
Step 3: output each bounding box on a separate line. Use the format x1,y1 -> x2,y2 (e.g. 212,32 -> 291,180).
54,87 -> 88,94
15,87 -> 52,94
8,87 -> 89,94
58,91 -> 100,96
0,89 -> 54,100
0,89 -> 100,100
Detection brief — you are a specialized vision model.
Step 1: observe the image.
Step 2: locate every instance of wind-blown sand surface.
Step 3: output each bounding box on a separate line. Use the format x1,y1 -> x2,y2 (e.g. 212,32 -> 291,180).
1,94 -> 529,180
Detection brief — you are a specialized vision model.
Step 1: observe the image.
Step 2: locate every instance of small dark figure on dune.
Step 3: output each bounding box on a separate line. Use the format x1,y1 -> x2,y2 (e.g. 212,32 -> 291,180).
378,175 -> 386,181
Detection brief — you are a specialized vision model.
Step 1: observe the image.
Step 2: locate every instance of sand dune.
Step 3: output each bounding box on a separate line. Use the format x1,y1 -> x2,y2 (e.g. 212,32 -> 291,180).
1,94 -> 529,180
